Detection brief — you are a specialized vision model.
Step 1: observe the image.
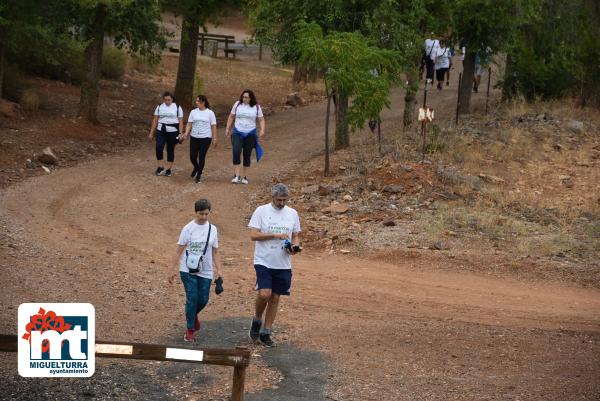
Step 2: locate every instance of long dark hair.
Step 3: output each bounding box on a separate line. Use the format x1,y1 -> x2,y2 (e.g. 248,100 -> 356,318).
196,94 -> 210,109
238,89 -> 257,107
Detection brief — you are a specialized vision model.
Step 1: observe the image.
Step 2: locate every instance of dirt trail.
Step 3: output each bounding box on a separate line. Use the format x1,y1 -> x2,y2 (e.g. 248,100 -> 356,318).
1,80 -> 599,400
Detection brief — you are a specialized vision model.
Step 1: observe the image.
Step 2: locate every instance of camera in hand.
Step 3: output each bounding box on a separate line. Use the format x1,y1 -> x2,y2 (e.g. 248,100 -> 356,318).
283,240 -> 302,253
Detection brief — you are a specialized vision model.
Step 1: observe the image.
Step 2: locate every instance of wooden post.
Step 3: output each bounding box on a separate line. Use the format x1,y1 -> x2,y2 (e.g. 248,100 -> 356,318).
258,43 -> 263,61
377,117 -> 382,155
225,38 -> 229,58
199,34 -> 205,55
421,82 -> 428,161
485,67 -> 492,113
455,72 -> 462,126
232,346 -> 248,401
0,334 -> 251,400
324,91 -> 332,176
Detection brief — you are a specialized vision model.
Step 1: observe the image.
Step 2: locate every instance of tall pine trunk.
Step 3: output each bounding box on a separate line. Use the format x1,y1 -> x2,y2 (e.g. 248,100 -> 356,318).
403,67 -> 419,128
79,4 -> 108,124
0,32 -> 5,99
458,51 -> 475,114
334,90 -> 349,150
174,13 -> 200,110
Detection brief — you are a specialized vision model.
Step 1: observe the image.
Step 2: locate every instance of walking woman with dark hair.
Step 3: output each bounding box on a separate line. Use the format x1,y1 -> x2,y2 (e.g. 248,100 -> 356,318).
182,95 -> 217,184
225,89 -> 265,185
148,91 -> 184,177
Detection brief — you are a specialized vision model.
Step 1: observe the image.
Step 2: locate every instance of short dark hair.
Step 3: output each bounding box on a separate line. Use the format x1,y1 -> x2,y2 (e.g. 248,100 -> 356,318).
162,91 -> 175,102
196,94 -> 210,109
239,89 -> 257,107
194,198 -> 212,212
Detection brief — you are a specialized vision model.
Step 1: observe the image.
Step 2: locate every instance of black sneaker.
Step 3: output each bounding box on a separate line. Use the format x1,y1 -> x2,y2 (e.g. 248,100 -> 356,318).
195,175 -> 201,184
190,168 -> 198,178
259,333 -> 274,347
165,169 -> 172,177
249,319 -> 261,342
155,167 -> 165,176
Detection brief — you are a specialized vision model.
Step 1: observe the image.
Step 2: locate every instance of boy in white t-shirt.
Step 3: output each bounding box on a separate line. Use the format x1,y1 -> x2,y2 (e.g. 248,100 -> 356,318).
247,184 -> 301,347
173,198 -> 222,342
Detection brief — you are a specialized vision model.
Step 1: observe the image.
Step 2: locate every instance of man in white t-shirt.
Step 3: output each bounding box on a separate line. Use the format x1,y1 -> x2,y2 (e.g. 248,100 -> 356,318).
248,183 -> 301,347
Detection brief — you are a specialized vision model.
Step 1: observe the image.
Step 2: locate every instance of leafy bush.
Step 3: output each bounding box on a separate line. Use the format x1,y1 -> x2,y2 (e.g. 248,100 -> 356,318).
101,47 -> 127,79
2,64 -> 30,102
8,38 -> 84,84
129,54 -> 159,74
19,89 -> 41,111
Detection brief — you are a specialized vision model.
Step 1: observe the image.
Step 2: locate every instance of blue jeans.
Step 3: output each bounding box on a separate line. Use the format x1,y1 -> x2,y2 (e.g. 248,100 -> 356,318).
180,272 -> 212,330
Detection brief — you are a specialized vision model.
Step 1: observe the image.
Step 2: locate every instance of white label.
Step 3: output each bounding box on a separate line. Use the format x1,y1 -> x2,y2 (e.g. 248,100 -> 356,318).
165,347 -> 204,362
95,344 -> 133,355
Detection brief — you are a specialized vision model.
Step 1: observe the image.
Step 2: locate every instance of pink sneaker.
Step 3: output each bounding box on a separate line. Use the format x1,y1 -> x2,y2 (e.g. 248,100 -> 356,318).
184,329 -> 195,342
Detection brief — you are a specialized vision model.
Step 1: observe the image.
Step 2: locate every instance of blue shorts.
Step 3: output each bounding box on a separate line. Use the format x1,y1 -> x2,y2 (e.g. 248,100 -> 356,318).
254,264 -> 292,296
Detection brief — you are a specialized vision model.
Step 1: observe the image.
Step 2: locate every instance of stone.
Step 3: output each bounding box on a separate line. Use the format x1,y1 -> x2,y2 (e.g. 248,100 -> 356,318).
429,242 -> 450,250
382,218 -> 396,227
329,203 -> 349,214
553,143 -> 563,151
478,174 -> 505,184
36,147 -> 59,165
301,184 -> 319,194
567,120 -> 584,133
0,99 -> 20,118
41,166 -> 51,174
382,184 -> 403,194
318,185 -> 332,196
286,92 -> 304,107
343,194 -> 353,202
340,249 -> 350,254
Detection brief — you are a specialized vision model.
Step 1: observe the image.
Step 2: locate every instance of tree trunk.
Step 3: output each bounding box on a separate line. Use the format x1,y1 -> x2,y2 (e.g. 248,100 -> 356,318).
292,63 -> 308,84
458,51 -> 475,114
174,13 -> 200,110
79,4 -> 108,124
0,32 -> 5,99
403,67 -> 419,128
334,90 -> 349,150
501,53 -> 517,101
324,92 -> 331,176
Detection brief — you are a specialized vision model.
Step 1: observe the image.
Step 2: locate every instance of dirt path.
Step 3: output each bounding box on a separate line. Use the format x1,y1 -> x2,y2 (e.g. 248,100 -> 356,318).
1,79 -> 599,400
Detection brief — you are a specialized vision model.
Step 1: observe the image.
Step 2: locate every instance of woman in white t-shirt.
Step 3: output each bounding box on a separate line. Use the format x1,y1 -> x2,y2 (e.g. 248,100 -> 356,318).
225,89 -> 265,185
173,198 -> 222,342
434,40 -> 451,90
148,91 -> 184,177
181,95 -> 217,184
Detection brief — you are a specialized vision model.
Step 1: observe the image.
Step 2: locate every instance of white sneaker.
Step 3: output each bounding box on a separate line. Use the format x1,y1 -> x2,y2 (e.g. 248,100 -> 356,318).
231,176 -> 241,184
241,177 -> 249,185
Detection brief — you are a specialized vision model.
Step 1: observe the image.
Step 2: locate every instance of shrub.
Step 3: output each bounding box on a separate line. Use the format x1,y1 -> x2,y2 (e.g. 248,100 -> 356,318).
19,89 -> 41,111
129,54 -> 159,74
2,64 -> 29,102
101,47 -> 127,79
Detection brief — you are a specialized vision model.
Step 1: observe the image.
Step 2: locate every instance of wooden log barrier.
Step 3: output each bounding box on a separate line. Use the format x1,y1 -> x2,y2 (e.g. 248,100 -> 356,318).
0,334 -> 251,400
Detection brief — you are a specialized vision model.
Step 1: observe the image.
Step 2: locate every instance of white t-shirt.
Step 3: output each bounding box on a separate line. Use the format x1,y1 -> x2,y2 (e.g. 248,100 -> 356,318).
248,204 -> 301,270
231,101 -> 263,133
424,39 -> 439,60
178,220 -> 219,279
154,103 -> 183,132
434,47 -> 450,69
187,108 -> 217,138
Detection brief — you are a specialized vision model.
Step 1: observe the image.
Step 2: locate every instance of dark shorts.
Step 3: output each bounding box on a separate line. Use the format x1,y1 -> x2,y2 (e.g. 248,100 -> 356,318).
254,264 -> 292,296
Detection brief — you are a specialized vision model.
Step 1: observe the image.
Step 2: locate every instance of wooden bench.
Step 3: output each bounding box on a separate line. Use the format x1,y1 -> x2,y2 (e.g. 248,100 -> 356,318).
198,33 -> 240,59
